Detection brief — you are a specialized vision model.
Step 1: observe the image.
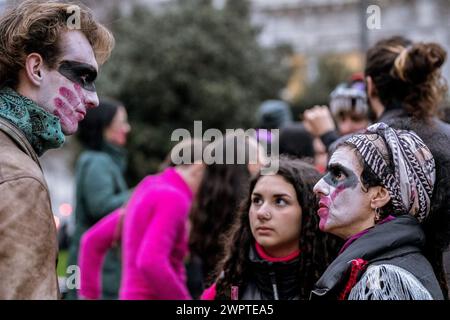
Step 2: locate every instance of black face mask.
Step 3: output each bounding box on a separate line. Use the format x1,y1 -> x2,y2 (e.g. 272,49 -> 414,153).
57,60 -> 97,92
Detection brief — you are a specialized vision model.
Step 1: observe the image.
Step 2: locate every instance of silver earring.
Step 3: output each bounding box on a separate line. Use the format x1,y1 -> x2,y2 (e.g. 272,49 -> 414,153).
374,207 -> 381,223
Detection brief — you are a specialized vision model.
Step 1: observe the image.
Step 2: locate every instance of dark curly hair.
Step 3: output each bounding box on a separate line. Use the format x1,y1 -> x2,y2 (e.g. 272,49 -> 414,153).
213,156 -> 341,300
189,133 -> 260,285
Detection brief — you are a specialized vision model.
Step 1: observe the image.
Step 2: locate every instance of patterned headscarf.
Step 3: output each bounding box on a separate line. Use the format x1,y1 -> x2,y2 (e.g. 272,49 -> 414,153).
345,122 -> 435,222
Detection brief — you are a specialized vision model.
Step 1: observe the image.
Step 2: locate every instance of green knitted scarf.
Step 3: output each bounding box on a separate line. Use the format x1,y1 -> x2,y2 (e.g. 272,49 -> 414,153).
0,87 -> 65,156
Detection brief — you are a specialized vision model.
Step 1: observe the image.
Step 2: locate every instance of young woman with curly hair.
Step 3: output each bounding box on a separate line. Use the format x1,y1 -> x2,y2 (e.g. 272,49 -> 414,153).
201,157 -> 340,300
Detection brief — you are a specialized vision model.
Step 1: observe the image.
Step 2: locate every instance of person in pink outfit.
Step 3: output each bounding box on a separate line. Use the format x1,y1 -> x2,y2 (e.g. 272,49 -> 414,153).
78,140 -> 206,300
79,208 -> 124,299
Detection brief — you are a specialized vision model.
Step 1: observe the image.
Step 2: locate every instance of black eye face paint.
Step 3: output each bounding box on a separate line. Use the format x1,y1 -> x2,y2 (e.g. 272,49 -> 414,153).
322,163 -> 358,189
58,60 -> 97,92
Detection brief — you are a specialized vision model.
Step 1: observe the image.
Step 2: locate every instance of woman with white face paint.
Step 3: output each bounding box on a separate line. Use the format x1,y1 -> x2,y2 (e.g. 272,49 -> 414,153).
311,122 -> 444,300
201,157 -> 340,300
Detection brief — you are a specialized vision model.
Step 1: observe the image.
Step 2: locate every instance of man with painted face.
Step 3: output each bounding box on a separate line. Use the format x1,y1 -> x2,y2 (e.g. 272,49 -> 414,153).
0,1 -> 114,299
311,123 -> 443,300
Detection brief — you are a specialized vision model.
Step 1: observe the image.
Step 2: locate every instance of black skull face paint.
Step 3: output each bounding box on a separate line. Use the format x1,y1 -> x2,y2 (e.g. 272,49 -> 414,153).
322,163 -> 359,190
58,60 -> 97,92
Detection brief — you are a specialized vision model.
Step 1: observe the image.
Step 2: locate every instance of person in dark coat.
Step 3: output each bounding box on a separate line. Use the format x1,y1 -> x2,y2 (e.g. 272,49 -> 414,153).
255,100 -> 293,156
279,123 -> 314,160
312,123 -> 443,300
364,36 -> 450,298
66,98 -> 132,299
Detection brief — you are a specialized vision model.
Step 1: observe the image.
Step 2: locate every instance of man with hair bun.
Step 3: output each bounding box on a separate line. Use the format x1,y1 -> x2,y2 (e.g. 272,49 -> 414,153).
365,35 -> 450,298
0,0 -> 114,299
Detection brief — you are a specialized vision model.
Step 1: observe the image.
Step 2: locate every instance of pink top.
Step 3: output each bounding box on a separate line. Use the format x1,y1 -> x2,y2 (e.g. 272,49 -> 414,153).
119,167 -> 193,300
201,283 -> 217,300
200,243 -> 301,300
79,208 -> 123,299
78,168 -> 193,300
254,242 -> 300,262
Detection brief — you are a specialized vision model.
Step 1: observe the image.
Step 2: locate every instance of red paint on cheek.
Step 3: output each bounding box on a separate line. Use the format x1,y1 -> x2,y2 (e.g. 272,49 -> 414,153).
73,83 -> 87,104
54,97 -> 64,109
331,184 -> 346,202
59,87 -> 80,107
317,196 -> 330,231
53,97 -> 73,119
318,209 -> 329,231
53,106 -> 62,119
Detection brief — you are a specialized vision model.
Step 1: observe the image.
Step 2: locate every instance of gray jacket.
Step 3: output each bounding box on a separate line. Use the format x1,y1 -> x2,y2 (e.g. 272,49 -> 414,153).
311,215 -> 444,300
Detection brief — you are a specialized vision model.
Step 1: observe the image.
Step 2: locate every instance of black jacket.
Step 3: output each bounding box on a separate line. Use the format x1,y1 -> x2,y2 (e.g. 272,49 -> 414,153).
240,246 -> 300,300
379,108 -> 450,296
311,215 -> 444,300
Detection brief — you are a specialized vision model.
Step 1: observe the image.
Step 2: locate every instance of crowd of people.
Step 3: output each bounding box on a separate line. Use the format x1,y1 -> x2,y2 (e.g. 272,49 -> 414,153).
0,0 -> 449,301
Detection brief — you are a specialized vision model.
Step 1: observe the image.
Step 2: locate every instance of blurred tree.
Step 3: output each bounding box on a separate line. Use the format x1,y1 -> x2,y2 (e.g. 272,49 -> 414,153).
225,0 -> 250,18
96,0 -> 288,184
292,56 -> 352,119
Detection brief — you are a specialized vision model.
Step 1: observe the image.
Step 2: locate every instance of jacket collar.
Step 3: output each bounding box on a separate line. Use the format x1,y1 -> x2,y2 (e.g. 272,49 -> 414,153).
248,244 -> 301,300
311,215 -> 424,298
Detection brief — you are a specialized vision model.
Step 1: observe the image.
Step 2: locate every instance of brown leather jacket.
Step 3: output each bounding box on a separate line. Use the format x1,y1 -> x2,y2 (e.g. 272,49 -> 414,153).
0,118 -> 60,299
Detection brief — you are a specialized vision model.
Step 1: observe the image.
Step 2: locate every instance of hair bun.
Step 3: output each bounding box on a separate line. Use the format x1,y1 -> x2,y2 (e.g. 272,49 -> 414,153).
403,42 -> 447,84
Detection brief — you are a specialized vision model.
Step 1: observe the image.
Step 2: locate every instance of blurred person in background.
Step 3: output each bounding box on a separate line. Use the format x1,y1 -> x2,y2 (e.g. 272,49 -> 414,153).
304,74 -> 370,152
187,133 -> 266,298
255,100 -> 292,154
67,98 -> 132,299
0,0 -> 113,299
118,139 -> 206,300
278,122 -> 329,173
363,36 -> 450,298
438,100 -> 450,124
201,157 -> 341,300
279,123 -> 314,161
313,137 -> 328,174
77,140 -> 181,299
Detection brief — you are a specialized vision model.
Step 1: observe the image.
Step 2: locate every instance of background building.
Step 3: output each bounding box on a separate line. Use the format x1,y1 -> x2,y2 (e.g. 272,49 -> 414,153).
251,0 -> 450,98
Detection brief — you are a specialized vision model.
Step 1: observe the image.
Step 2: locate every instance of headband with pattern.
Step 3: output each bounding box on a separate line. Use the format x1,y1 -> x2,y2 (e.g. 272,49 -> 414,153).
345,122 -> 435,222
